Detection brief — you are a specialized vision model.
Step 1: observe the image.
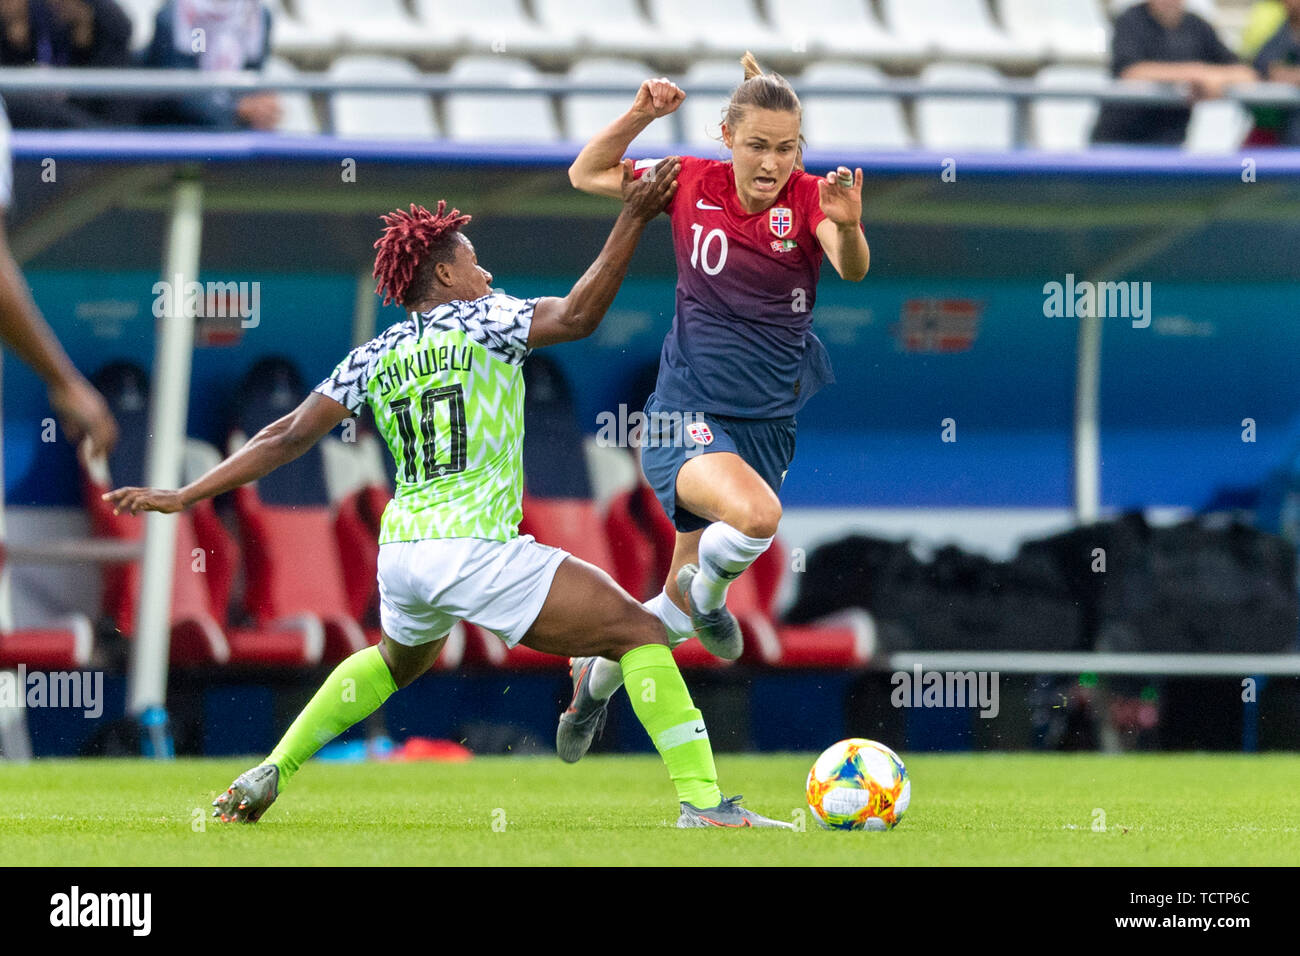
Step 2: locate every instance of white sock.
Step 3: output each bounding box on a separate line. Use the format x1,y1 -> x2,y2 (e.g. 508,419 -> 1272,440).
690,522 -> 774,613
586,591 -> 695,701
646,589 -> 695,647
586,656 -> 625,701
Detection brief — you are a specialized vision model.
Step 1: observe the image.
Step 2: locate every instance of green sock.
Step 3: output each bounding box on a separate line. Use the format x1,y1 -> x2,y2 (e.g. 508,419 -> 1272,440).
264,645 -> 397,787
620,643 -> 723,809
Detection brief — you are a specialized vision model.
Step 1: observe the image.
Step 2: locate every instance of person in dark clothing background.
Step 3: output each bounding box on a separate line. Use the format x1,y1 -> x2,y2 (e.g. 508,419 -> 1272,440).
139,0 -> 280,130
0,0 -> 134,128
1253,0 -> 1300,144
1092,0 -> 1259,144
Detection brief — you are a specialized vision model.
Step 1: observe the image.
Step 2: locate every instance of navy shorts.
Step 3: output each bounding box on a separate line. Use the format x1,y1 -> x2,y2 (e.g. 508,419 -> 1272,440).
639,392 -> 797,533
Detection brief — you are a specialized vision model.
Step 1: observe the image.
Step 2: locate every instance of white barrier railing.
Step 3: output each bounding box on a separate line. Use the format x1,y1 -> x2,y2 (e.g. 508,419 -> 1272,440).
0,66 -> 1295,106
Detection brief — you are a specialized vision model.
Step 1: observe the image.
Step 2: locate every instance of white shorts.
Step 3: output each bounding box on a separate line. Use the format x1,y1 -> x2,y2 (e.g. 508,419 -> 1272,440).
377,535 -> 568,649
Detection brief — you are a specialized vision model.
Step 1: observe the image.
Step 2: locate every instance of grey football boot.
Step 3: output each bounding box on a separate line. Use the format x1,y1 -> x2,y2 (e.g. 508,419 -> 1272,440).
556,657 -> 610,764
213,763 -> 280,823
676,563 -> 743,661
677,794 -> 796,829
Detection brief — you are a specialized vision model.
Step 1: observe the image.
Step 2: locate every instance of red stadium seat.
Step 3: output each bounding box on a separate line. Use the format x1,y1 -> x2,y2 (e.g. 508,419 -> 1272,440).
511,495 -> 619,670
727,541 -> 875,669
458,622 -> 507,666
520,494 -> 615,572
81,467 -> 323,669
235,485 -> 367,664
749,535 -> 787,616
0,622 -> 94,670
623,482 -> 680,585
725,572 -> 783,665
766,617 -> 875,668
190,499 -> 239,626
360,485 -> 394,532
603,488 -> 659,600
78,360 -> 324,670
182,499 -> 327,668
0,542 -> 94,669
604,481 -> 685,597
334,487 -> 384,624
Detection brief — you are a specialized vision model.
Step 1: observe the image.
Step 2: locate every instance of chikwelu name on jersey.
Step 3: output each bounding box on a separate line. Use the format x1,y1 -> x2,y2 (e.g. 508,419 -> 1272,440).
373,344 -> 474,398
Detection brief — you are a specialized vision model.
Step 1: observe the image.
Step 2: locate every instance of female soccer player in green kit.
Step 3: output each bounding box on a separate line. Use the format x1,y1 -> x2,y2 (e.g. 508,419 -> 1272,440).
104,158 -> 790,829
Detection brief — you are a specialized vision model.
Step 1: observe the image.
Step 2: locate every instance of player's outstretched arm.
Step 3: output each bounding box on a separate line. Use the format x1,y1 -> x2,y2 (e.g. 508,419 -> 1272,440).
0,223 -> 118,457
815,166 -> 869,282
529,157 -> 679,349
568,78 -> 684,200
102,392 -> 353,515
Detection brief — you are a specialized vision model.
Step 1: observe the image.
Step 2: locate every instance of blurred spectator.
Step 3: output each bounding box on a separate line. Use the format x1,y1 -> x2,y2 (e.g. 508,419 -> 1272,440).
1253,0 -> 1300,144
1241,0 -> 1288,58
1240,1 -> 1288,143
0,0 -> 134,128
1091,0 -> 1259,145
140,0 -> 280,129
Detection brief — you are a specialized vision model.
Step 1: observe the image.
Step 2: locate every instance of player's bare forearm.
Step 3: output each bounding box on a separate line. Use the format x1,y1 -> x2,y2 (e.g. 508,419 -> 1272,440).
569,78 -> 684,199
103,393 -> 351,515
102,420 -> 302,515
0,224 -> 118,455
0,233 -> 82,389
815,168 -> 867,280
1119,62 -> 1212,85
564,212 -> 649,329
528,213 -> 649,348
833,224 -> 870,281
569,112 -> 653,199
1268,64 -> 1300,85
531,157 -> 679,347
185,416 -> 312,505
816,214 -> 870,282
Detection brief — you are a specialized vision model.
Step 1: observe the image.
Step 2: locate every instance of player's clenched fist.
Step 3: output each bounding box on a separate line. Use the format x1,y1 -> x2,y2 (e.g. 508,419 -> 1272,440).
620,156 -> 680,222
631,78 -> 685,120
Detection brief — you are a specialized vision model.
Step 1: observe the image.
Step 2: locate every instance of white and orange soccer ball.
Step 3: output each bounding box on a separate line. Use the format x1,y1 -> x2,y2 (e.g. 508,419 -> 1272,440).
806,738 -> 911,831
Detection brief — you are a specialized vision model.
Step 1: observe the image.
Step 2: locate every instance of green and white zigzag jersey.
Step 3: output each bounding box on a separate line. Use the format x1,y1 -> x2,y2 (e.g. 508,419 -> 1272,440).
314,292 -> 538,543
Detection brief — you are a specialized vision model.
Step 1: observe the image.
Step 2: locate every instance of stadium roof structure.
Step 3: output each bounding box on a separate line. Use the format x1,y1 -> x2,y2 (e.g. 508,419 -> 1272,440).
12,135 -> 1300,282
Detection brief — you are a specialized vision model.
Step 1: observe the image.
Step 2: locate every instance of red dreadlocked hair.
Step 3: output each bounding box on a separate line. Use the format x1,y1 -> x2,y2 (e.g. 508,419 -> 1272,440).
372,200 -> 473,308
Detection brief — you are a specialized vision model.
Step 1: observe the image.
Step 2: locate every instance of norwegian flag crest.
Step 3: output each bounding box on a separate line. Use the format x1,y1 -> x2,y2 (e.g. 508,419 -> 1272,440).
768,206 -> 793,238
686,421 -> 714,445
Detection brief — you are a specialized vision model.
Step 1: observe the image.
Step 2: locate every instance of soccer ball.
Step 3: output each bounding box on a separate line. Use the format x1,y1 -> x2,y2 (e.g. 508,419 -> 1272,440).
806,738 -> 910,831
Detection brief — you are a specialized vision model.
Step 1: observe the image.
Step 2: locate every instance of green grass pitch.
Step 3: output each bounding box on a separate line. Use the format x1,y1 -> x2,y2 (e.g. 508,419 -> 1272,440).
2,753 -> 1298,865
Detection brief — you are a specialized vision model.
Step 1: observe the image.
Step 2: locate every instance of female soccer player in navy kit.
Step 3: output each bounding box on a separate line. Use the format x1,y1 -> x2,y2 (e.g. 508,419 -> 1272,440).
556,54 -> 868,762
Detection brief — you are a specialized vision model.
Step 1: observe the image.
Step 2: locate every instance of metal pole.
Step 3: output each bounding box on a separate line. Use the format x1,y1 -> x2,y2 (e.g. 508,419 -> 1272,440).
0,351 -> 10,632
352,270 -> 378,347
0,343 -> 24,763
1013,98 -> 1029,150
1073,311 -> 1102,524
126,172 -> 203,746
